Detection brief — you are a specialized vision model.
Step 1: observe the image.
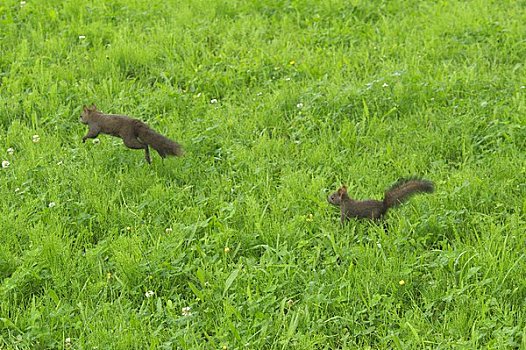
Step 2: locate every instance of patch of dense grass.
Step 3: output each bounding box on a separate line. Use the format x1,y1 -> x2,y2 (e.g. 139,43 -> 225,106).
1,0 -> 525,348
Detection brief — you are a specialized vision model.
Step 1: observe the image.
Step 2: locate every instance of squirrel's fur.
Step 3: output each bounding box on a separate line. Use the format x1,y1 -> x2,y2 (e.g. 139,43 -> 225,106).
327,178 -> 434,223
80,105 -> 183,163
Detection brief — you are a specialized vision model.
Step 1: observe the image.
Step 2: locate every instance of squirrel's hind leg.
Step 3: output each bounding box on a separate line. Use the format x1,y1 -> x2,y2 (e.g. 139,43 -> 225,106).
122,137 -> 151,164
144,146 -> 151,164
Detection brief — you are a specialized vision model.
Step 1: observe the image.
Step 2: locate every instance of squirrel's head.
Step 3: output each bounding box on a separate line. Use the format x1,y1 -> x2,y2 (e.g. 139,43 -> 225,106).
80,104 -> 98,124
327,185 -> 348,206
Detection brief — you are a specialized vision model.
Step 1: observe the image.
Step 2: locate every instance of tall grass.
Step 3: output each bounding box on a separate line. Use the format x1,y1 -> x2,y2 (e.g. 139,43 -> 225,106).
1,0 -> 525,348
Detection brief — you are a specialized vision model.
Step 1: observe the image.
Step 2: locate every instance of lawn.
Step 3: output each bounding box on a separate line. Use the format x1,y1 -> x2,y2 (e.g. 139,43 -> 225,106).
1,0 -> 525,348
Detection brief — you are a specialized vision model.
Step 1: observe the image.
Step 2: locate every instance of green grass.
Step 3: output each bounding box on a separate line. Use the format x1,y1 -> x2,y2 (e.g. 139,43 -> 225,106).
1,0 -> 525,348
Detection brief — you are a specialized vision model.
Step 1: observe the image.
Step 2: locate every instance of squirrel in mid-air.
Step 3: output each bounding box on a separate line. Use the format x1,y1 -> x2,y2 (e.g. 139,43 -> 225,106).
80,105 -> 183,164
328,178 -> 434,223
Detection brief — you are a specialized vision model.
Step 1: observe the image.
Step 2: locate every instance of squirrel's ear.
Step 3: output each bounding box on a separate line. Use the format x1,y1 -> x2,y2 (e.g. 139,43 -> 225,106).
82,105 -> 88,111
338,185 -> 347,195
90,104 -> 97,111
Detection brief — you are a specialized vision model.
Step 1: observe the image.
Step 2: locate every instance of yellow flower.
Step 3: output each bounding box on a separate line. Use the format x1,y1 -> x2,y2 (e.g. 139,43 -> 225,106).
399,280 -> 405,286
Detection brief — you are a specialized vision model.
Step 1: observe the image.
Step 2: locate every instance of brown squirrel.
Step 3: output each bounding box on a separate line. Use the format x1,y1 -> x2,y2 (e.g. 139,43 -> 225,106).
328,178 -> 434,223
80,105 -> 183,163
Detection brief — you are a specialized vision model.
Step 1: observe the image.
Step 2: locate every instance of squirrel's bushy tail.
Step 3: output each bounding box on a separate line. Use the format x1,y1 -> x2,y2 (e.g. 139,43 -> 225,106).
383,178 -> 434,208
137,124 -> 183,158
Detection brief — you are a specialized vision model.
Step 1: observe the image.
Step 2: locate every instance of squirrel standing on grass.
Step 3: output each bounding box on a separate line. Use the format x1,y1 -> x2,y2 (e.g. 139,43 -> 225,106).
328,178 -> 434,223
80,105 -> 183,164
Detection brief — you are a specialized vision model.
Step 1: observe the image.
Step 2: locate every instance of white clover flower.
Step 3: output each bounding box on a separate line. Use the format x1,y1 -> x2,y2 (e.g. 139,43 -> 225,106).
48,202 -> 56,208
182,306 -> 192,316
382,82 -> 389,88
210,98 -> 218,104
7,148 -> 14,155
165,227 -> 173,234
145,290 -> 155,298
2,160 -> 10,168
32,134 -> 40,143
20,1 -> 26,6
65,337 -> 71,347
296,102 -> 303,109
79,35 -> 86,40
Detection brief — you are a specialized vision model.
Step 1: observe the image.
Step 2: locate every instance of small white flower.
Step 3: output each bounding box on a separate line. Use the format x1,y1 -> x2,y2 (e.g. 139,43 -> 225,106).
2,160 -> 10,168
382,82 -> 389,87
210,98 -> 218,104
78,35 -> 86,40
182,306 -> 192,316
32,134 -> 40,143
520,86 -> 525,89
65,337 -> 71,347
145,290 -> 155,298
165,227 -> 173,234
15,187 -> 20,192
92,138 -> 100,144
57,160 -> 64,166
284,77 -> 291,81
296,102 -> 303,109
7,148 -> 14,155
20,1 -> 26,6
48,202 -> 56,208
